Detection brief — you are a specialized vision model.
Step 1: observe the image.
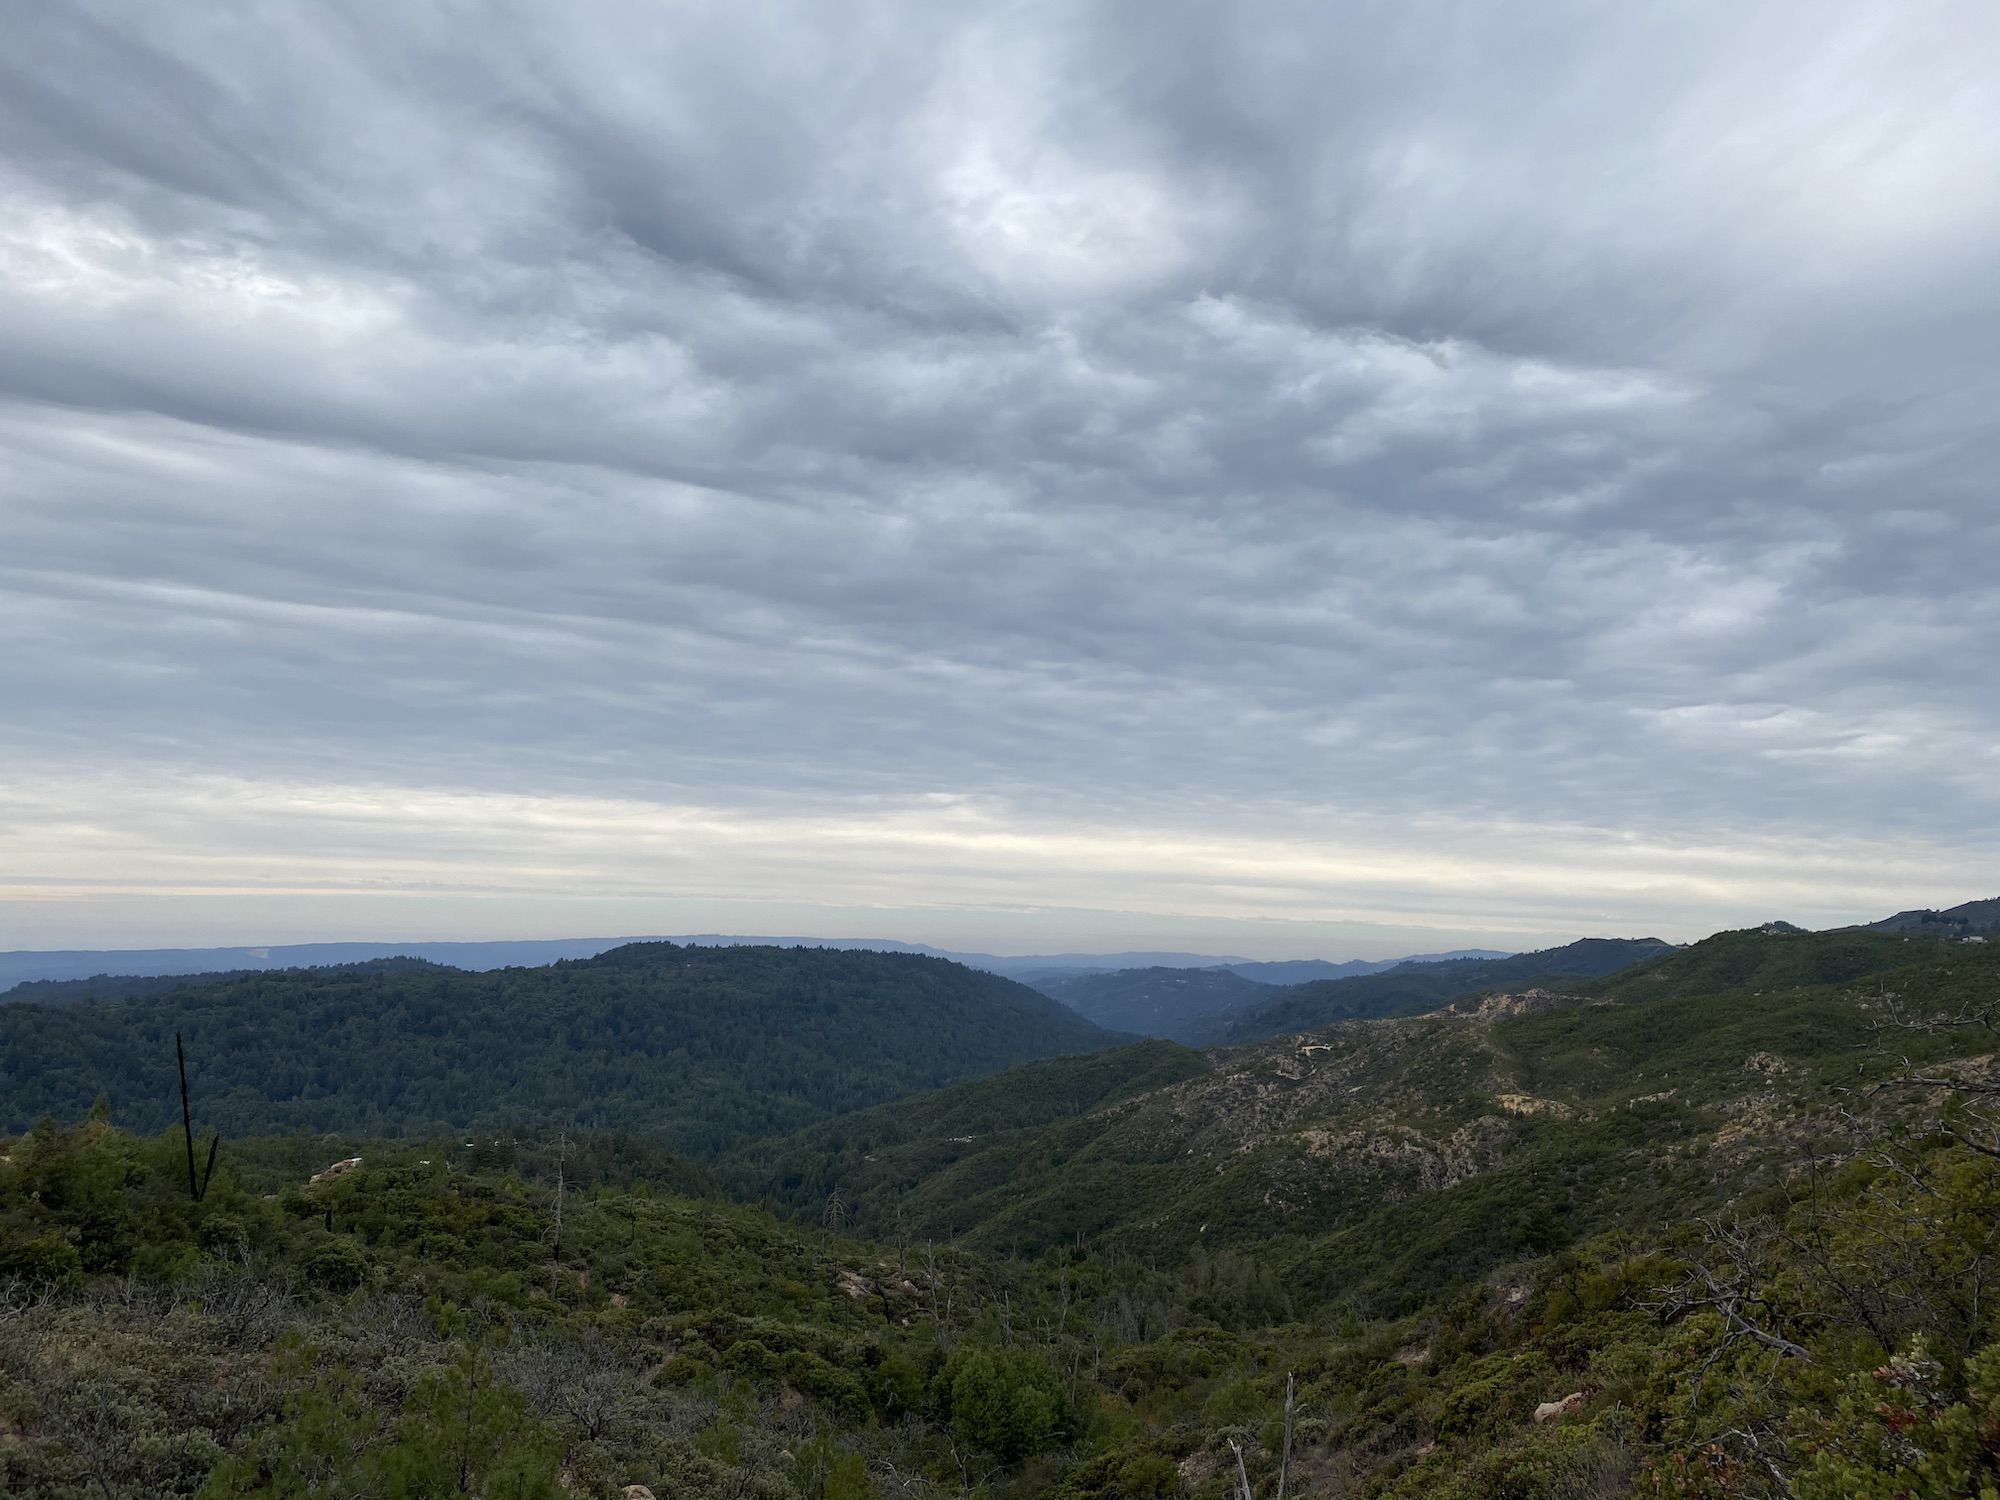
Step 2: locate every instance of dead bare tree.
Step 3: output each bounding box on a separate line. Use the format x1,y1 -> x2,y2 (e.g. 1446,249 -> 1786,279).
921,1239 -> 957,1340
175,1032 -> 220,1202
1276,1371 -> 1295,1500
178,1259 -> 294,1347
498,1325 -> 633,1449
1864,983 -> 2000,1129
1870,1062 -> 2000,1161
1228,1438 -> 1254,1500
1648,1217 -> 1811,1401
546,1130 -> 569,1296
1,1274 -> 44,1324
1867,988 -> 1998,1038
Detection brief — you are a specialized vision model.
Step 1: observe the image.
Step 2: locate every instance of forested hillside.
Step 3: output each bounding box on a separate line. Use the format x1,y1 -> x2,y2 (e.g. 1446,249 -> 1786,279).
1194,936 -> 1677,1044
0,944 -> 1117,1156
724,1040 -> 1212,1212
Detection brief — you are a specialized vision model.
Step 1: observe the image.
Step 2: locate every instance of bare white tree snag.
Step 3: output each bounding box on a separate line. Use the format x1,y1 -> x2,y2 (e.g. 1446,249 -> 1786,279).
1229,1438 -> 1253,1500
547,1130 -> 569,1295
1277,1371 -> 1295,1500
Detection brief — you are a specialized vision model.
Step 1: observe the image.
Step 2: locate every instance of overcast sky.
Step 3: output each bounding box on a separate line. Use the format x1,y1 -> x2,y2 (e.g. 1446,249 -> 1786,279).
2,1 -> 1996,957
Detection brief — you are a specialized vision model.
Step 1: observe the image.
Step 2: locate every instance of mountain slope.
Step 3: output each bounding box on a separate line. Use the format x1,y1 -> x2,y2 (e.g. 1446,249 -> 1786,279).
1030,966 -> 1274,1040
0,943 -> 1119,1155
724,1038 -> 1210,1212
742,930 -> 1992,1299
1194,936 -> 1676,1043
1581,922 -> 1958,999
1861,894 -> 2000,935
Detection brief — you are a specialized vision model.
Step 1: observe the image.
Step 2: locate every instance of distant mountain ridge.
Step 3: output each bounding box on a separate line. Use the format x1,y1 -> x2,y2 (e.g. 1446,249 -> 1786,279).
0,934 -> 1493,996
0,938 -> 645,991
0,935 -> 1402,994
1218,949 -> 1509,986
8,897 -> 1989,998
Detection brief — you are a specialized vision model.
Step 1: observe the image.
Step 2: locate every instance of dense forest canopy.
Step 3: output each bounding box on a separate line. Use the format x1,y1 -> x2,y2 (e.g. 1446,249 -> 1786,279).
0,944 -> 1119,1157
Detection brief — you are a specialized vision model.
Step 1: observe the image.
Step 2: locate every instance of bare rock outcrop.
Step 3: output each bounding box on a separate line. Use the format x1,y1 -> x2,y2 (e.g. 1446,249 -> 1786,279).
1532,1391 -> 1585,1423
1496,1092 -> 1572,1118
1457,988 -> 1568,1020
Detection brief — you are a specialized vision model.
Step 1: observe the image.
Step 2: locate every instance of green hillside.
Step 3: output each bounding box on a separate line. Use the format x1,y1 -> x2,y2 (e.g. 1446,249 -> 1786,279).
1581,924 -> 1962,1000
0,944 -> 1118,1156
724,1039 -> 1211,1220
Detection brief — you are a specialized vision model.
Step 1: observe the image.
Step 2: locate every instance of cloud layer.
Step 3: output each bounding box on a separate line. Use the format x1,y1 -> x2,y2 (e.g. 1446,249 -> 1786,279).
3,2 -> 1996,951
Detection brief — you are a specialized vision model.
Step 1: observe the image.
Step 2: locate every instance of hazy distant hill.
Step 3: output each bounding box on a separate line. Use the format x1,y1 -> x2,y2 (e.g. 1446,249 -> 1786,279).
0,943 -> 1118,1154
1030,966 -> 1274,1041
1196,935 -> 1677,1043
0,938 -> 648,990
1032,949 -> 1522,1040
0,932 -> 1527,998
0,934 -> 1283,993
1218,949 -> 1511,986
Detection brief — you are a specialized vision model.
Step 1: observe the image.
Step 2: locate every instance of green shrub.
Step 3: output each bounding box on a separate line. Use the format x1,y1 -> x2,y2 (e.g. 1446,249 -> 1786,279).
0,1231 -> 83,1290
300,1237 -> 369,1292
941,1344 -> 1070,1464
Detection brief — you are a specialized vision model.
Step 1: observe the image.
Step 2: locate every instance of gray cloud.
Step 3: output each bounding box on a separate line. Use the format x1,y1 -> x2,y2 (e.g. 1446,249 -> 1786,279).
1,0 -> 1996,950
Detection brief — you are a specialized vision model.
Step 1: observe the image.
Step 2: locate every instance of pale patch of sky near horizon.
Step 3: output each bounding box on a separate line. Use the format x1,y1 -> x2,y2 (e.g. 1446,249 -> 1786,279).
0,771 -> 1987,955
1,2 -> 1996,955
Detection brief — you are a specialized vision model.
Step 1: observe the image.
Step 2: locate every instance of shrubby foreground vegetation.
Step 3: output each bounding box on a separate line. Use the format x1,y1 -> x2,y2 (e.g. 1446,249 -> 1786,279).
4,928 -> 2000,1496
